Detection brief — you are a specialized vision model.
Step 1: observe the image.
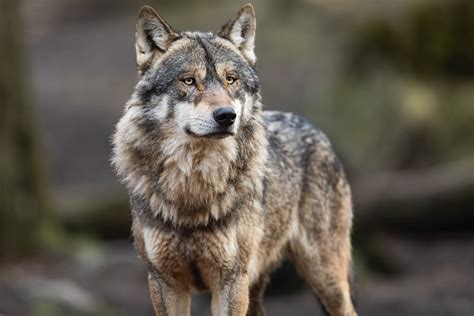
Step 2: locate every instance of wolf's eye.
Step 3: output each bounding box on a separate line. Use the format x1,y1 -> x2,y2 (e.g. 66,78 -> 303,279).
183,78 -> 195,85
226,76 -> 237,85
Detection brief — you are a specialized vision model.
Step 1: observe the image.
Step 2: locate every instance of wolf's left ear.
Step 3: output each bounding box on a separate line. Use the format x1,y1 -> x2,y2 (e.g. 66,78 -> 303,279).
135,6 -> 180,74
218,4 -> 257,65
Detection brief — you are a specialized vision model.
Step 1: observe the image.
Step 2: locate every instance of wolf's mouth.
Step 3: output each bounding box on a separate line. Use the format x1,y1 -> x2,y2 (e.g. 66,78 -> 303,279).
185,127 -> 234,139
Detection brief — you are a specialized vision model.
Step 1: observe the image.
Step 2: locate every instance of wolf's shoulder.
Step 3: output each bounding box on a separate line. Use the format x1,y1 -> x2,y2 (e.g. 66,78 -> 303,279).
262,110 -> 338,168
262,110 -> 330,146
263,110 -> 317,130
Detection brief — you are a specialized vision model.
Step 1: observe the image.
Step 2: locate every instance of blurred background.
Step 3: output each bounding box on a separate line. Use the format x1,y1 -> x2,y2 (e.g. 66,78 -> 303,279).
1,0 -> 473,315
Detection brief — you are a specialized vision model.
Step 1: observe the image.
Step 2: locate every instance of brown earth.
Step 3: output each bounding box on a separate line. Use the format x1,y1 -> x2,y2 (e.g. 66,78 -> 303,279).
1,235 -> 473,316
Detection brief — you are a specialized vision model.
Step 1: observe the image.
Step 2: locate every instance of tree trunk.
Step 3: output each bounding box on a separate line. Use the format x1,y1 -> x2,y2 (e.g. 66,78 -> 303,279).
0,0 -> 52,259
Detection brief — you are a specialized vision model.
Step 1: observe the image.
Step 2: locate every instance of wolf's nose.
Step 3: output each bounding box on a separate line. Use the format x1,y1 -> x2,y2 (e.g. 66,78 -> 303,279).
213,107 -> 236,127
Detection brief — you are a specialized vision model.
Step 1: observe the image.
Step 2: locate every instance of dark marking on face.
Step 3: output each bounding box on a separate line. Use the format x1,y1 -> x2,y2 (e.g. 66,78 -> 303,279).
165,101 -> 175,120
195,35 -> 220,84
193,92 -> 203,106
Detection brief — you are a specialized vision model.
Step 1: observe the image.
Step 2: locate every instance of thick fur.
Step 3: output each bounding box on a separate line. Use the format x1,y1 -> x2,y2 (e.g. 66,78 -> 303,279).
112,4 -> 357,316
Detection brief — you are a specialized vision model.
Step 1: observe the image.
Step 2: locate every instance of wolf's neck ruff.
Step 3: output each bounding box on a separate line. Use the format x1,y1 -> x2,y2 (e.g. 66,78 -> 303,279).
113,95 -> 267,227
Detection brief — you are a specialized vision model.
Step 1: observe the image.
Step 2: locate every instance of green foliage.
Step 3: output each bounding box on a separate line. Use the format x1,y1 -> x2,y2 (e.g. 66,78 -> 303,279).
351,0 -> 474,78
314,73 -> 474,173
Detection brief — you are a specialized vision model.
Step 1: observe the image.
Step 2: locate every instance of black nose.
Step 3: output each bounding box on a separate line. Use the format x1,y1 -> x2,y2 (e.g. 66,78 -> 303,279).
213,107 -> 236,127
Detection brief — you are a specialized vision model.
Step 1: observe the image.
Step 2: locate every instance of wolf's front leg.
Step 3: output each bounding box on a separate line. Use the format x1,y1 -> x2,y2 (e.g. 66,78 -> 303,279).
148,272 -> 191,316
211,273 -> 250,316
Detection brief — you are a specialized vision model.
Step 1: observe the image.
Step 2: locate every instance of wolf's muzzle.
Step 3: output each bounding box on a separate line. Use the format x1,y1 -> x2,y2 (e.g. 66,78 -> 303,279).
213,107 -> 236,127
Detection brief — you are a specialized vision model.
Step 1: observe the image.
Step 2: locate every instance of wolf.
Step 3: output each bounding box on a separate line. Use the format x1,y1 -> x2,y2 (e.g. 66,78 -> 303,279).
112,3 -> 356,316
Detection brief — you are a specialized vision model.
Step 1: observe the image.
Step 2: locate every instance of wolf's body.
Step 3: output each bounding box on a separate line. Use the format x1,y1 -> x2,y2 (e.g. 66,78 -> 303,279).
112,4 -> 356,316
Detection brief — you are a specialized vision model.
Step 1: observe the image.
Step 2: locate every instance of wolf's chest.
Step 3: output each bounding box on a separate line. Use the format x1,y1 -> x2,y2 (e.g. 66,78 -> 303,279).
141,225 -> 241,290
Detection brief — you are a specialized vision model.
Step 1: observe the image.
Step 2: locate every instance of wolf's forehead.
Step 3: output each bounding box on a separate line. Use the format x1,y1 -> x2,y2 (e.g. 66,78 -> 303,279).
181,31 -> 214,39
165,33 -> 243,70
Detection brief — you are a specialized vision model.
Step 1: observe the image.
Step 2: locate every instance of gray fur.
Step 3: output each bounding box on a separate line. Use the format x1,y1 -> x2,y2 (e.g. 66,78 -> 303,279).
112,4 -> 356,316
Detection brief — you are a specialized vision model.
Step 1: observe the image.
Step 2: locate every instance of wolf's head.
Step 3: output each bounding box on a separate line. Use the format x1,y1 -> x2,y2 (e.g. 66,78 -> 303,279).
113,4 -> 267,225
132,4 -> 260,139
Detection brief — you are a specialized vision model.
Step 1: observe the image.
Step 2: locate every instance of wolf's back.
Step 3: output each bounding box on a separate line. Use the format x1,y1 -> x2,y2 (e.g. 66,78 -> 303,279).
263,110 -> 338,174
261,110 -> 347,212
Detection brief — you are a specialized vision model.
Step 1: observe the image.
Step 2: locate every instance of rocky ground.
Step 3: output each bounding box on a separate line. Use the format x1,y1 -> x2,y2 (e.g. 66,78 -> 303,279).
1,234 -> 473,316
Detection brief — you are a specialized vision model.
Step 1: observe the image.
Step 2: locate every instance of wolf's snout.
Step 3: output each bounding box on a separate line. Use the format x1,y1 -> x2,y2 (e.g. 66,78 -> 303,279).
213,107 -> 236,127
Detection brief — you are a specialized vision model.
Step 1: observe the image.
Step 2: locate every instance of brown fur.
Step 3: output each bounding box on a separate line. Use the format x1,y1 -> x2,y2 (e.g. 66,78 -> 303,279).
112,4 -> 357,316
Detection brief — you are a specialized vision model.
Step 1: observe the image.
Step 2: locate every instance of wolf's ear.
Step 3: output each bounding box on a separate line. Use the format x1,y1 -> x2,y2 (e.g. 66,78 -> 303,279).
135,6 -> 180,74
218,4 -> 257,65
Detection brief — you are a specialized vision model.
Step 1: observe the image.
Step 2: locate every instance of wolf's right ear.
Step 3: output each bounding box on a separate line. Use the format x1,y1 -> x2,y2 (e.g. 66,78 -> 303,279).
218,4 -> 257,65
135,6 -> 180,75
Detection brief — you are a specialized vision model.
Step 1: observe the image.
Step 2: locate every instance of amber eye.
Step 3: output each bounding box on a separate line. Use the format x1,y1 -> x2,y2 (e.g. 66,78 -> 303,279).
183,78 -> 195,85
226,76 -> 237,85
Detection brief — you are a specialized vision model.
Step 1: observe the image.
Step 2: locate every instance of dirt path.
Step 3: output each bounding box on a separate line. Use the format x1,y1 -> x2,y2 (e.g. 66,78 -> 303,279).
1,235 -> 473,315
